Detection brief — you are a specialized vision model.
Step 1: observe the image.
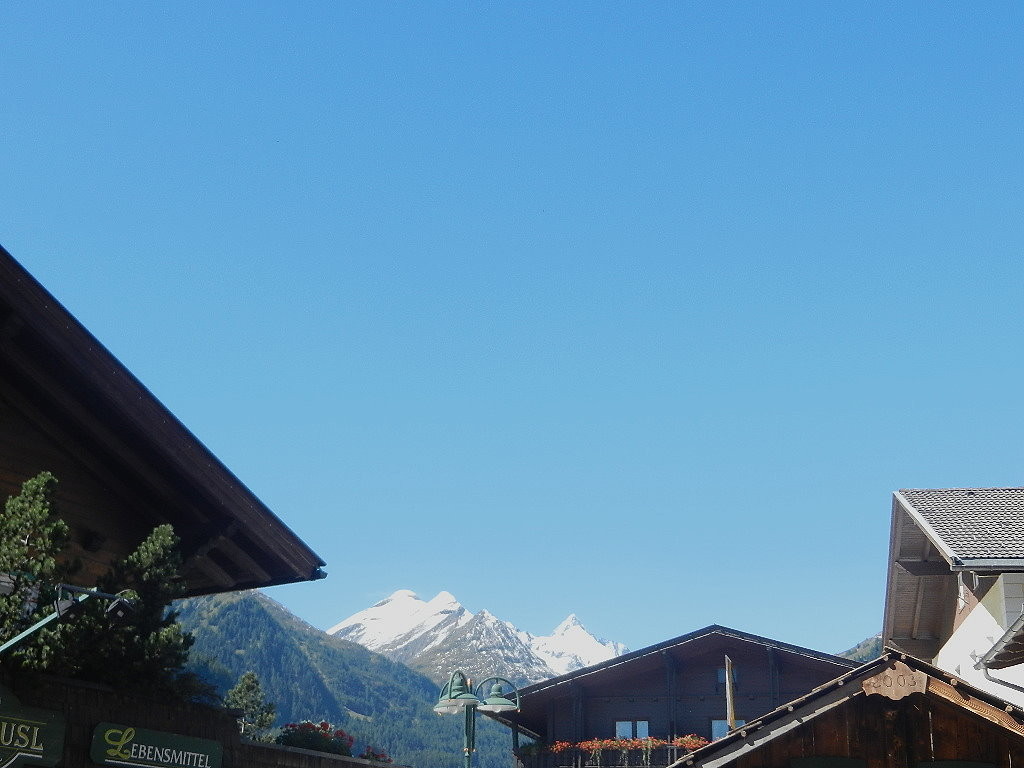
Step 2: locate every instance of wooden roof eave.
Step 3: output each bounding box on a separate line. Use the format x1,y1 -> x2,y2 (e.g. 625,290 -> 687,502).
0,247 -> 326,591
481,711 -> 542,742
513,625 -> 857,702
883,494 -> 954,659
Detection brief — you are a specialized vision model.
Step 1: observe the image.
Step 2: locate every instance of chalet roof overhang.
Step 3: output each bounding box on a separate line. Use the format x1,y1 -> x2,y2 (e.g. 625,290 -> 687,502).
484,625 -> 858,737
0,245 -> 325,595
883,491 -> 1024,660
666,650 -> 1024,768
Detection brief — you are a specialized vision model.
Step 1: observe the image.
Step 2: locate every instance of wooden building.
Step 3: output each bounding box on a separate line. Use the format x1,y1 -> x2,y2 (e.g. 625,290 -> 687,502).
488,625 -> 857,766
666,651 -> 1024,768
0,245 -> 341,768
883,488 -> 1024,708
0,245 -> 325,594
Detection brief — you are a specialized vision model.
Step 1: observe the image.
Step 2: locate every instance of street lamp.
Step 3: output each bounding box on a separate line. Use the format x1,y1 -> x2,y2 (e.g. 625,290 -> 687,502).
434,671 -> 519,768
0,583 -> 137,655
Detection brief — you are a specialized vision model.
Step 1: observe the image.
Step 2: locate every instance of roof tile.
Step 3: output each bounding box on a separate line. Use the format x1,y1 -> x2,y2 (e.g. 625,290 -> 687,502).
900,488 -> 1024,560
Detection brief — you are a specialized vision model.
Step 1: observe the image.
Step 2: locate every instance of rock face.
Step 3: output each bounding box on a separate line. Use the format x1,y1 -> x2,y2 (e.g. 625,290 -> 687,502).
327,590 -> 628,686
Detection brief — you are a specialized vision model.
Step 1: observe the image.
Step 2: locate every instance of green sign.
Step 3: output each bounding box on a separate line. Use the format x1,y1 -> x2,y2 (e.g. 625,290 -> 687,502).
0,684 -> 65,768
91,723 -> 222,768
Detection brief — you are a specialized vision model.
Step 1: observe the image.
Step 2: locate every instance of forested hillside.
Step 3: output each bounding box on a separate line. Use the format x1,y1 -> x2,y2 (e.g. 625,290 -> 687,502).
838,633 -> 883,662
176,591 -> 511,768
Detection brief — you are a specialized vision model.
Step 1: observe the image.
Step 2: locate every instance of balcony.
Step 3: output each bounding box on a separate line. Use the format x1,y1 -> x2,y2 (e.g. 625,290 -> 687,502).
517,740 -> 707,768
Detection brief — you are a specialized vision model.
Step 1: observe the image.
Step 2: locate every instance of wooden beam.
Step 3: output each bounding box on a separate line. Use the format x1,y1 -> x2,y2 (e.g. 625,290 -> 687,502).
663,651 -> 678,738
189,556 -> 236,591
911,578 -> 927,639
766,646 -> 779,708
217,537 -> 273,584
180,518 -> 238,561
888,637 -> 940,659
897,560 -> 952,577
928,676 -> 1024,737
571,682 -> 585,744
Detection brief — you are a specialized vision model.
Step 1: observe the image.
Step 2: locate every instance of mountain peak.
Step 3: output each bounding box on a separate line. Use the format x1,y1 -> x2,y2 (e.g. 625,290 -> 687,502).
380,589 -> 420,604
554,614 -> 582,633
328,589 -> 627,685
426,591 -> 461,608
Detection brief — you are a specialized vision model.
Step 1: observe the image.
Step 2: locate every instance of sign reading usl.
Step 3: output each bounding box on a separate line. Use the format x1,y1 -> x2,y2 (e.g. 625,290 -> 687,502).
0,684 -> 65,768
91,723 -> 222,768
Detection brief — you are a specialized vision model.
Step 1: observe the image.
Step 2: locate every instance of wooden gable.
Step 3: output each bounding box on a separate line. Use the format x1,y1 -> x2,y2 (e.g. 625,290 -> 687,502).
492,626 -> 857,744
673,654 -> 1024,768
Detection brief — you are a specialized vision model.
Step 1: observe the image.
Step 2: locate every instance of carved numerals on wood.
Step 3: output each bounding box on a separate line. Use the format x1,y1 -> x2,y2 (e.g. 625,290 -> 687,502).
861,661 -> 929,700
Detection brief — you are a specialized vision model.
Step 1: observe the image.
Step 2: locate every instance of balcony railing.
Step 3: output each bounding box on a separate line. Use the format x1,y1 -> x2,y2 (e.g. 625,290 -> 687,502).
518,745 -> 701,768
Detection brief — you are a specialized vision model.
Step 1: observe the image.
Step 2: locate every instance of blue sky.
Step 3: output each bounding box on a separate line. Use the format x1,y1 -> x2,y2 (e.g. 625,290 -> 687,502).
3,3 -> 1024,655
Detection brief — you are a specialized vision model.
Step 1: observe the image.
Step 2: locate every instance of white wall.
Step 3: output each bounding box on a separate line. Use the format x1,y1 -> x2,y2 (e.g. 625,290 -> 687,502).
932,574 -> 1024,707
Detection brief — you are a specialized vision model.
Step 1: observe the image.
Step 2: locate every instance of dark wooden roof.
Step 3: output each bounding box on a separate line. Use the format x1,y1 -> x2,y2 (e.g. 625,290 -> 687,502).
666,650 -> 1024,768
0,245 -> 325,595
523,625 -> 855,696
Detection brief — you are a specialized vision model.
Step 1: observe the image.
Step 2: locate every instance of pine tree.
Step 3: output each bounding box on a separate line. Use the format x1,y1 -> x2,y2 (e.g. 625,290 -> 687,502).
0,472 -> 73,638
17,524 -> 195,694
226,671 -> 276,741
0,474 -> 196,696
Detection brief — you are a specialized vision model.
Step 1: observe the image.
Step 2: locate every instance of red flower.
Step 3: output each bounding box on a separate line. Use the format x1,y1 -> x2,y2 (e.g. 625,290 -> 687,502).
672,735 -> 709,751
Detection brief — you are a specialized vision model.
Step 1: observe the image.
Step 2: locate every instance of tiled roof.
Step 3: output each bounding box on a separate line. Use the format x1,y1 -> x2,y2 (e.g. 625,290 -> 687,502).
899,487 -> 1024,561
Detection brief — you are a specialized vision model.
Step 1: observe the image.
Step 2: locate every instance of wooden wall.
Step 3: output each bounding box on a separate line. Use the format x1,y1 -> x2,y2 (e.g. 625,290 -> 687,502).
731,693 -> 1024,768
8,672 -> 400,768
542,639 -> 850,743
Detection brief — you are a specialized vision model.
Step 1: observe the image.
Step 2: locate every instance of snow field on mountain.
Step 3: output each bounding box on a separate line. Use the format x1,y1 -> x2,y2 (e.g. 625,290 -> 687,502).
327,590 -> 627,683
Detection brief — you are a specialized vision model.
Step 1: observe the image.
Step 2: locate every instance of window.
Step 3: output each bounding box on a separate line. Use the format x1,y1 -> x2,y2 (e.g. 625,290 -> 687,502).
615,721 -> 649,739
711,720 -> 745,740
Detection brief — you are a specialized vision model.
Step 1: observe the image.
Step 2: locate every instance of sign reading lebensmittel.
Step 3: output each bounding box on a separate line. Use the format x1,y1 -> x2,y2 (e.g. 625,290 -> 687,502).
0,683 -> 65,768
90,723 -> 222,768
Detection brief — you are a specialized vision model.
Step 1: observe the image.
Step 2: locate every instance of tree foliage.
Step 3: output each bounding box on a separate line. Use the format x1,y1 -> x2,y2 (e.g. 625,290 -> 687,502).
226,671 -> 276,741
839,633 -> 882,662
0,472 -> 74,635
0,472 -> 195,696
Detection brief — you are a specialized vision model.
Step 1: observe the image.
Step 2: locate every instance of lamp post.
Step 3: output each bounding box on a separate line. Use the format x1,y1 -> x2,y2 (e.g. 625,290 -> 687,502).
0,583 -> 136,655
434,670 -> 520,768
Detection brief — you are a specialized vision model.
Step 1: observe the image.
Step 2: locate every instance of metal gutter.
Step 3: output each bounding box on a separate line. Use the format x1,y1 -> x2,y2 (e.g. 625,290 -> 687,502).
954,559 -> 1024,571
975,609 -> 1024,672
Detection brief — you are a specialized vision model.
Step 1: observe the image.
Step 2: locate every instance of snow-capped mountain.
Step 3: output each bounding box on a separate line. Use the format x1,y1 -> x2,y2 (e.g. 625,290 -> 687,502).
327,590 -> 627,686
532,613 -> 628,676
